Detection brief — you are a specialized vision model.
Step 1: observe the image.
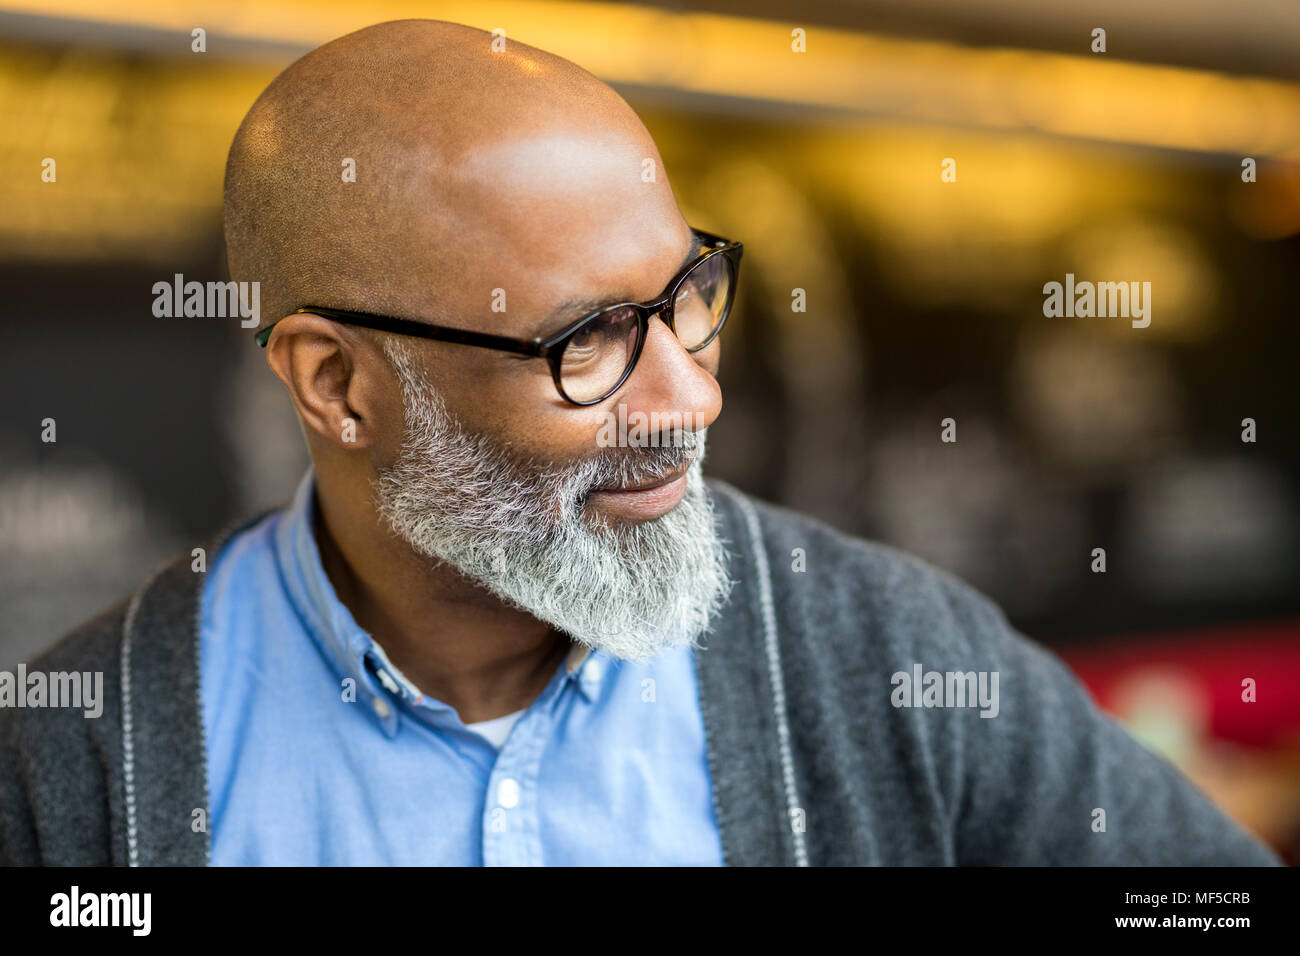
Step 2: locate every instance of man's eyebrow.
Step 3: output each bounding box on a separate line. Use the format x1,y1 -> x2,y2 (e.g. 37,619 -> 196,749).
528,232 -> 703,339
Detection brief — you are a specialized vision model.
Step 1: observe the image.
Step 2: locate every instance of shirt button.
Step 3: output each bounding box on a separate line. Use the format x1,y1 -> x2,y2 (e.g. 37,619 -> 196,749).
371,697 -> 392,719
497,777 -> 520,809
584,659 -> 603,683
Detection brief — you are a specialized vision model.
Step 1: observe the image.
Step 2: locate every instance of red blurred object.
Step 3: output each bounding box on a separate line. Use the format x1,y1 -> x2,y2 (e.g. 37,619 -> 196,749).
1059,619 -> 1300,749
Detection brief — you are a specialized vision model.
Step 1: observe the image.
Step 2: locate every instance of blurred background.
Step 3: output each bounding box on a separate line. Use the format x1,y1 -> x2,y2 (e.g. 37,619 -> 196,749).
0,0 -> 1297,860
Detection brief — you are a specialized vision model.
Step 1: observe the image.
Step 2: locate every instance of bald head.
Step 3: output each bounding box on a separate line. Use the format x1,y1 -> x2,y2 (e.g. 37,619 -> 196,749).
223,20 -> 727,658
223,18 -> 672,334
228,16 -> 721,558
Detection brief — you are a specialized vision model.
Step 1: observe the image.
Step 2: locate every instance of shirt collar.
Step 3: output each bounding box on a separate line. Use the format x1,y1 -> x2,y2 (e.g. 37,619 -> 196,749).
273,469 -> 601,737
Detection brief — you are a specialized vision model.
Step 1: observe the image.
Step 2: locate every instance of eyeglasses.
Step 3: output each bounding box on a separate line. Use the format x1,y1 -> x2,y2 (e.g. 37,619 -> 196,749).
254,227 -> 742,406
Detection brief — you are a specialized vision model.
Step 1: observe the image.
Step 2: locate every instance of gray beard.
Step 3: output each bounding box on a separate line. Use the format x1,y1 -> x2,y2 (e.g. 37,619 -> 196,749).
371,342 -> 732,661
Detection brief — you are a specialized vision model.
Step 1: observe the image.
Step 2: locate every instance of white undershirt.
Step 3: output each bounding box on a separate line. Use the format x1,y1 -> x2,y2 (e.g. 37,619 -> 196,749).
464,708 -> 526,749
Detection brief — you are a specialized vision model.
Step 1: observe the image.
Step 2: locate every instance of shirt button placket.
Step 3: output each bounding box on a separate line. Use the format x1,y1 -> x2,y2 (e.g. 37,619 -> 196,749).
482,710 -> 548,866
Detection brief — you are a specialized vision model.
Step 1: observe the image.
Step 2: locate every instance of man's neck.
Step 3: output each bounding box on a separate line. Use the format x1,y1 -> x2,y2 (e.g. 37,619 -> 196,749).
311,490 -> 573,725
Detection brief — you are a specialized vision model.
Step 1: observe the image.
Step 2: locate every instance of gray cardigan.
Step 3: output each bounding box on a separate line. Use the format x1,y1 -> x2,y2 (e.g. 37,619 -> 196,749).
0,480 -> 1281,865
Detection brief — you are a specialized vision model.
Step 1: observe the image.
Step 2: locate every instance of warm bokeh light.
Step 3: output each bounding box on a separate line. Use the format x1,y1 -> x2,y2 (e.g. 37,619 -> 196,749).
3,0 -> 1300,262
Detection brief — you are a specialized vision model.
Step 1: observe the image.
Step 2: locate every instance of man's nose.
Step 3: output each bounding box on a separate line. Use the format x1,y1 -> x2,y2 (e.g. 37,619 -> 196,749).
615,316 -> 722,432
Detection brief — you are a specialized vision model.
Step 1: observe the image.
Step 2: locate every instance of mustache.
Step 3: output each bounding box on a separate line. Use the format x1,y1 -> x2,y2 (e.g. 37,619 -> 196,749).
551,428 -> 707,496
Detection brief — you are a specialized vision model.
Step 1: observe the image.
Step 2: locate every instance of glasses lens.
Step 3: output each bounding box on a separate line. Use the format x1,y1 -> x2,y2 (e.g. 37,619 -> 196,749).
671,253 -> 733,350
559,305 -> 640,403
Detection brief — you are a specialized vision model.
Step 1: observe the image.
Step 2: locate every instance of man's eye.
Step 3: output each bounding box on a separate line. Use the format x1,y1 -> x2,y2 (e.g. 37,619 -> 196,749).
562,331 -> 602,367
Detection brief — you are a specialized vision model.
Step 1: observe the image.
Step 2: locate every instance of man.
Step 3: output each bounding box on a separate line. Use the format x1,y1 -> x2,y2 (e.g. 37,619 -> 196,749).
0,19 -> 1279,866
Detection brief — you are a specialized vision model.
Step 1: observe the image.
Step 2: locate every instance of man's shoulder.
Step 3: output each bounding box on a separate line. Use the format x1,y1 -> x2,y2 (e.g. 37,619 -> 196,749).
0,597 -> 130,763
2,554 -> 178,746
26,595 -> 131,678
705,476 -> 1012,658
22,507 -> 282,685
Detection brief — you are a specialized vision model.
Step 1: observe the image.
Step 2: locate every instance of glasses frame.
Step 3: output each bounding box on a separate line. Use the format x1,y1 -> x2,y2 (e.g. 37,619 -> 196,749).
255,227 -> 742,406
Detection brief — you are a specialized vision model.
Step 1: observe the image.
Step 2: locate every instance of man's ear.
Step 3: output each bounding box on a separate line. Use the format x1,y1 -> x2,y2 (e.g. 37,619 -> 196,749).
264,312 -> 387,450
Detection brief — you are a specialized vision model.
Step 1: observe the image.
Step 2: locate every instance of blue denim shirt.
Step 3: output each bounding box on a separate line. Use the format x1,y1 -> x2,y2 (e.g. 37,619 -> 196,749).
199,470 -> 723,865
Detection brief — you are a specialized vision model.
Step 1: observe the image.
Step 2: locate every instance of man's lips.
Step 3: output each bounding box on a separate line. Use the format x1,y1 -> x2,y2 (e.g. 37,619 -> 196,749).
593,463 -> 691,494
587,465 -> 691,520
